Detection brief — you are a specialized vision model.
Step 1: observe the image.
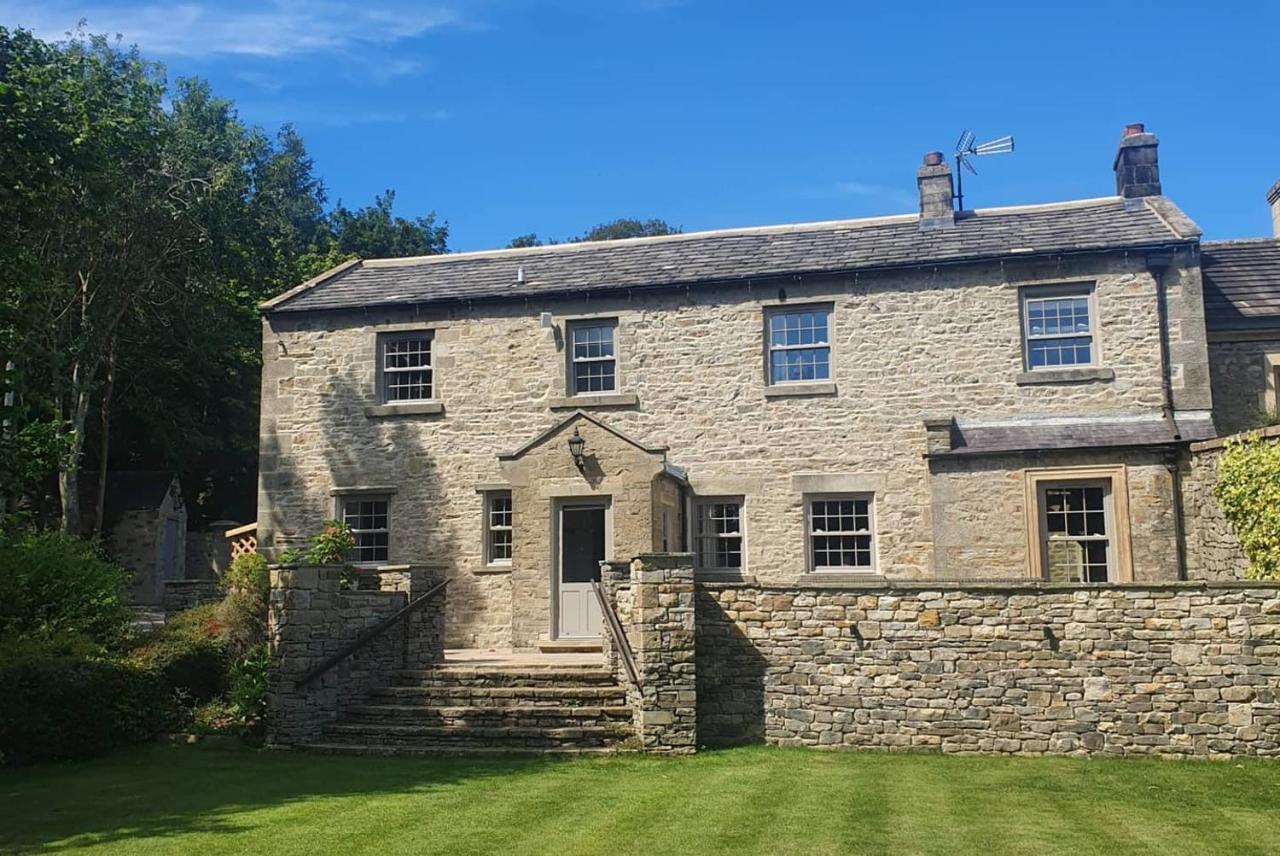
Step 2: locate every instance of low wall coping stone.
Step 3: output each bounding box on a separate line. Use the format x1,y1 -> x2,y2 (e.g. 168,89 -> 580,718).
698,578 -> 1280,593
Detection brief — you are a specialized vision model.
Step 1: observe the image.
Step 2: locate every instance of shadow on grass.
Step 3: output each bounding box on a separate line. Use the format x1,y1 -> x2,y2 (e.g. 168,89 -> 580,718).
0,742 -> 575,853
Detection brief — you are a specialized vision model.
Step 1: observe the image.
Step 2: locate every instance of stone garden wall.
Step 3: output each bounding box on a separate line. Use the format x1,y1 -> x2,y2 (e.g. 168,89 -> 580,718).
696,579 -> 1280,758
267,565 -> 445,746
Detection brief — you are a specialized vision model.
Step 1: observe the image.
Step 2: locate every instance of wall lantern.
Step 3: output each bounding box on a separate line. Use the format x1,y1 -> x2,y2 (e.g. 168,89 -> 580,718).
568,427 -> 586,470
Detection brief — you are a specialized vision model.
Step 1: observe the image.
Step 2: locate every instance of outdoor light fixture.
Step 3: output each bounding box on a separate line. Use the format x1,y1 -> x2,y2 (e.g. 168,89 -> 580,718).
568,427 -> 586,470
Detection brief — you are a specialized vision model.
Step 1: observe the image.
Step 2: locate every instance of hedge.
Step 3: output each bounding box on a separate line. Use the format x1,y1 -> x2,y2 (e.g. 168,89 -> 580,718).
0,658 -> 164,766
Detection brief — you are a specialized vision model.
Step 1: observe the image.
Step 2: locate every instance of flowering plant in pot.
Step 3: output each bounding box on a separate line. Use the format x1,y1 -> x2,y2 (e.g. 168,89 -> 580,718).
306,520 -> 355,565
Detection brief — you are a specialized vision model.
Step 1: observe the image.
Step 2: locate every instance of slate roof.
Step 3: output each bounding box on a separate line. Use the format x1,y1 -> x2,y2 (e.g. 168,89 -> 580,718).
1201,239 -> 1280,332
930,413 -> 1217,459
263,196 -> 1200,314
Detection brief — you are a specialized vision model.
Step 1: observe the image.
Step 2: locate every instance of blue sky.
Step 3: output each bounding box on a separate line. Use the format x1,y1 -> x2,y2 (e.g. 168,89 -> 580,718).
8,1 -> 1278,251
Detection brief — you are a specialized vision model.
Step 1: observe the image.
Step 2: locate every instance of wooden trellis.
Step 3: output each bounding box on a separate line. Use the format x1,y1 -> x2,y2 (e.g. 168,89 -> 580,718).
225,522 -> 258,559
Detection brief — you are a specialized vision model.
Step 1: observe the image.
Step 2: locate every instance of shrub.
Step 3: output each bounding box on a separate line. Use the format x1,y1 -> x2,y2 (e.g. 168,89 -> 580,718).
306,520 -> 354,565
1214,433 -> 1280,580
128,604 -> 228,703
0,531 -> 131,652
223,552 -> 268,601
0,657 -> 164,766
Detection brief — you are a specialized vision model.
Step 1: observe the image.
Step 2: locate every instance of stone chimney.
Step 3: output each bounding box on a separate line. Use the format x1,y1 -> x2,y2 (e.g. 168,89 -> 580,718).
917,152 -> 954,229
1113,123 -> 1161,199
1268,179 -> 1280,239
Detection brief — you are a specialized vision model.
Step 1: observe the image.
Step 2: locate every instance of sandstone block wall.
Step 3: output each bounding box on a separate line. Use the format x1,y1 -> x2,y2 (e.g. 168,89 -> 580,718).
267,565 -> 445,745
259,251 -> 1210,646
1208,338 -> 1280,436
697,580 -> 1280,757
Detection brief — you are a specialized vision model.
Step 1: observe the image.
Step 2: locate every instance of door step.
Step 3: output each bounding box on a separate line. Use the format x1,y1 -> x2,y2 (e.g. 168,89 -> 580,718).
537,638 -> 602,653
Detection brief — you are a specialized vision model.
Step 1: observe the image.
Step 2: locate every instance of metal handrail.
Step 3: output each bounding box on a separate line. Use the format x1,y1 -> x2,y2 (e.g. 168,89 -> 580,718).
592,580 -> 641,690
299,578 -> 449,686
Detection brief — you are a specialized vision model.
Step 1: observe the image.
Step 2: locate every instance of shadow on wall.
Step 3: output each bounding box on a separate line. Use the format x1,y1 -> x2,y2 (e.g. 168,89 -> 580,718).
695,589 -> 768,746
258,328 -> 459,573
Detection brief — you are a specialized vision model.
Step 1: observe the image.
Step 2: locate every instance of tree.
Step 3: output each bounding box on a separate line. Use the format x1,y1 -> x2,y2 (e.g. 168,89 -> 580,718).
572,218 -> 680,242
506,218 -> 680,249
329,191 -> 448,259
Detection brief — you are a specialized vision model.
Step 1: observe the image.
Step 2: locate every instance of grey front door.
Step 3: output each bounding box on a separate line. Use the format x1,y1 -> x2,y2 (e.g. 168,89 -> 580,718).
556,504 -> 605,639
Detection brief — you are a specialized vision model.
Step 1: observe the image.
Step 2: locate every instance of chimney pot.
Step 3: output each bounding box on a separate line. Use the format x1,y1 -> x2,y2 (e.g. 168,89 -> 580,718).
1113,124 -> 1161,199
923,151 -> 943,167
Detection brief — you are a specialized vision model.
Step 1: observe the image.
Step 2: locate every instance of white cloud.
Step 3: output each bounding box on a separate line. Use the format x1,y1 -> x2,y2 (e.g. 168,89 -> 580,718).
3,1 -> 462,58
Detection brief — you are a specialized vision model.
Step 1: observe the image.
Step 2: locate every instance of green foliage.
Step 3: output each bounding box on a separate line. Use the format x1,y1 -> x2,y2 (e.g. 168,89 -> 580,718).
0,28 -> 450,528
277,546 -> 303,566
306,520 -> 355,565
572,218 -> 681,242
128,604 -> 229,703
224,552 -> 269,601
0,532 -> 131,653
507,217 -> 679,248
0,657 -> 163,766
1214,433 -> 1280,579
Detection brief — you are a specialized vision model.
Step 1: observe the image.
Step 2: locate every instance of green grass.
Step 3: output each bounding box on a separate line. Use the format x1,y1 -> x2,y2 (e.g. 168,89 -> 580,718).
2,744 -> 1279,855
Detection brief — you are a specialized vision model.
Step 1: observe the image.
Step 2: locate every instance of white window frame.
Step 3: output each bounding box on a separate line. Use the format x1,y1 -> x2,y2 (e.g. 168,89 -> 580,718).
567,319 -> 618,395
806,494 -> 876,573
766,305 -> 832,386
484,491 -> 513,566
693,497 -> 745,573
1021,284 -> 1098,371
339,495 -> 390,566
378,331 -> 434,403
1037,480 -> 1114,583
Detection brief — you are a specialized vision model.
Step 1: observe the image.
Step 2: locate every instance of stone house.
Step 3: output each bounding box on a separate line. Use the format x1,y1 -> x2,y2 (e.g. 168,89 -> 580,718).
259,124 -> 1231,652
1201,179 -> 1280,435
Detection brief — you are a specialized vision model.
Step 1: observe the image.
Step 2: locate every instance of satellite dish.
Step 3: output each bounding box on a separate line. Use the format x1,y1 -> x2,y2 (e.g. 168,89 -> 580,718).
954,131 -> 1015,210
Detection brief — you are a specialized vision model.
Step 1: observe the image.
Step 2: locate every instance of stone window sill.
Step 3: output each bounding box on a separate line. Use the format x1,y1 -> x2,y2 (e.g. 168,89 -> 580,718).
696,571 -> 757,585
364,401 -> 444,417
549,392 -> 639,410
474,563 -> 512,575
1016,367 -> 1115,386
764,382 -> 837,399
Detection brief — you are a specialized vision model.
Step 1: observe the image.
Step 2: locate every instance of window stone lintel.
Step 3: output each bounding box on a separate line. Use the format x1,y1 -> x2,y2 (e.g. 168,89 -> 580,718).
365,401 -> 444,418
1016,367 -> 1115,386
329,485 -> 398,496
549,392 -> 639,410
792,472 -> 886,494
764,381 -> 837,399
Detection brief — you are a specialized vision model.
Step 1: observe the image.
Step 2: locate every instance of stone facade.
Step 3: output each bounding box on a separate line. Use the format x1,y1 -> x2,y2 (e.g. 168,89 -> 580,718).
258,249 -> 1214,648
696,579 -> 1280,757
267,565 -> 445,746
1208,338 -> 1280,435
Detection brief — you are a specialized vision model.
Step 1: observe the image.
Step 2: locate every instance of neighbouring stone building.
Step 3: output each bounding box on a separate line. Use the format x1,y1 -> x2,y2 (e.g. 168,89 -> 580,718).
261,126 -> 1280,759
1201,180 -> 1280,435
80,471 -> 187,606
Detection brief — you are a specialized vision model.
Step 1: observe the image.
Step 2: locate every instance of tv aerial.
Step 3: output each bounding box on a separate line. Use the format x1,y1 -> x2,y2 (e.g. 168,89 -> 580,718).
954,130 -> 1015,211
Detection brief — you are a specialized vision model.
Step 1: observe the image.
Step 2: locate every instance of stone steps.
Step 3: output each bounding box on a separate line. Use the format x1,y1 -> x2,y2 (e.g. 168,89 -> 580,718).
346,703 -> 632,727
305,660 -> 635,756
321,722 -> 632,749
368,684 -> 628,706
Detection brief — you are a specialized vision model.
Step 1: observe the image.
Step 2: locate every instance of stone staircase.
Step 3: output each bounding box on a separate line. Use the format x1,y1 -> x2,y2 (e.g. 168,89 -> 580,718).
303,660 -> 635,756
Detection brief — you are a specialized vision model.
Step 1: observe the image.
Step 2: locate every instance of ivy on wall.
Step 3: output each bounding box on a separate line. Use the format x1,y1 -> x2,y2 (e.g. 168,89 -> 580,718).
1214,434 -> 1280,580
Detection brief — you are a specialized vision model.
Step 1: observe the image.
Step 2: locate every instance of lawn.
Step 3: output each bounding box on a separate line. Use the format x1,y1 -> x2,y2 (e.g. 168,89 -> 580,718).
2,745 -> 1279,855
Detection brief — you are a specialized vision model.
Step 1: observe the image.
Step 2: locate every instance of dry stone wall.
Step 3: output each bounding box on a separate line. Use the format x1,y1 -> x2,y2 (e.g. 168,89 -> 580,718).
267,565 -> 445,746
696,580 -> 1280,757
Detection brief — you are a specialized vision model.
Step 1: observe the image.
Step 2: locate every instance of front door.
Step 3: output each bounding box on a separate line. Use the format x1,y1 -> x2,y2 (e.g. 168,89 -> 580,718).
556,503 -> 606,639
